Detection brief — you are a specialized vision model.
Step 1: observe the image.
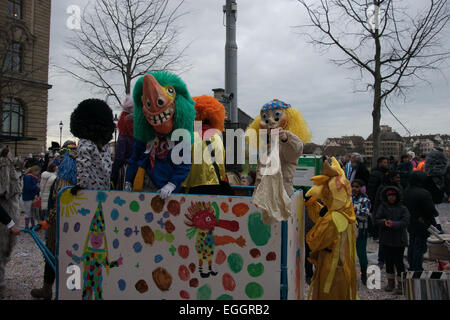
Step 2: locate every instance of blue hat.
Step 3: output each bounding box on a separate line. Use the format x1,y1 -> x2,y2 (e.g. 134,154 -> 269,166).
261,99 -> 291,112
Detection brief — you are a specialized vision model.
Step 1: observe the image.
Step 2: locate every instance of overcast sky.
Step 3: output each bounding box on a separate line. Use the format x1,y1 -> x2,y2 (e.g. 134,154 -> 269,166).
46,0 -> 450,147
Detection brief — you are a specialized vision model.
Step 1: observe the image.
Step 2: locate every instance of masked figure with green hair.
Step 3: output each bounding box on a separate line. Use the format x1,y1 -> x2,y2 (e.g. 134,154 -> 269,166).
125,72 -> 195,199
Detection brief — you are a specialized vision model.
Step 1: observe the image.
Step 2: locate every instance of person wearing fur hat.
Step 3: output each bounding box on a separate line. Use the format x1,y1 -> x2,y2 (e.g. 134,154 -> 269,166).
111,95 -> 134,190
31,143 -> 78,300
375,186 -> 410,294
70,98 -> 115,194
182,95 -> 232,195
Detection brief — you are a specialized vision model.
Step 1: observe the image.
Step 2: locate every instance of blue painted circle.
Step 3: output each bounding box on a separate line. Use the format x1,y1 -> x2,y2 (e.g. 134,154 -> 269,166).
154,255 -> 163,263
124,227 -> 132,237
144,212 -> 153,223
96,191 -> 107,203
111,209 -> 119,221
113,239 -> 120,249
118,279 -> 126,291
133,242 -> 143,253
139,194 -> 145,201
73,222 -> 80,233
163,211 -> 170,219
72,244 -> 79,251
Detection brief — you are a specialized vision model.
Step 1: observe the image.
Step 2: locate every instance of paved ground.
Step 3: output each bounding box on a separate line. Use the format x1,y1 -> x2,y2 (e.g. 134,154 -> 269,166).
1,203 -> 449,300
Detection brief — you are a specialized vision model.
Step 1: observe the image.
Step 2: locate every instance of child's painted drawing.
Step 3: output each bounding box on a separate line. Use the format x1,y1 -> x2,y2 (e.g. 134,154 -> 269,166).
65,201 -> 123,299
184,201 -> 246,278
57,190 -> 304,300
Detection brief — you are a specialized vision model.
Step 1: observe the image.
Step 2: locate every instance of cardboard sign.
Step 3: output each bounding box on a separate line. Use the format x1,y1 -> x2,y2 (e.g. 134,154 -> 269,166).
56,188 -> 304,300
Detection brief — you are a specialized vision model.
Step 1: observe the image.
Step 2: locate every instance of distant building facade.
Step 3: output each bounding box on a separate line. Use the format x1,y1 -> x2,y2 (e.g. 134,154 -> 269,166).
303,142 -> 323,155
0,0 -> 52,157
322,135 -> 365,157
404,134 -> 450,157
364,125 -> 405,163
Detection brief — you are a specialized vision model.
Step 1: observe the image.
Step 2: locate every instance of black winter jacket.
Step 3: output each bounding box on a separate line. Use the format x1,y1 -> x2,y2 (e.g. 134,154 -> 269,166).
397,161 -> 412,189
367,166 -> 388,205
404,171 -> 439,237
376,186 -> 410,247
352,163 -> 370,186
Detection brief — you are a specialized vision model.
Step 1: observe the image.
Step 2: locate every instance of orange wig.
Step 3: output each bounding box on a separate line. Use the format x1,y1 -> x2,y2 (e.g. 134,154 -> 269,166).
192,95 -> 227,132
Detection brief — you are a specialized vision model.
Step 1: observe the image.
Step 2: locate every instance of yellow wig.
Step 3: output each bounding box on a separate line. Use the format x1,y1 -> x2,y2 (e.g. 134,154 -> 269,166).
245,107 -> 311,149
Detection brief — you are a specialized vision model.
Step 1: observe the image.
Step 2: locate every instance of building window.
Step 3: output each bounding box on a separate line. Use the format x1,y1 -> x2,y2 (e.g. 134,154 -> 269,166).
3,41 -> 23,72
1,98 -> 25,137
8,0 -> 22,19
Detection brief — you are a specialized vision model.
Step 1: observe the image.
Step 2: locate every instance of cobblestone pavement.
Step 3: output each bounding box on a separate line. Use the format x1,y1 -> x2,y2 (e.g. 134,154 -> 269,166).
2,204 -> 449,300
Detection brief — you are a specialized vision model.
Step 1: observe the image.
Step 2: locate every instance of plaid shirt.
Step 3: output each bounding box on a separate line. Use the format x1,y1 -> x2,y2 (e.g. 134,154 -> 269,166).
352,193 -> 371,239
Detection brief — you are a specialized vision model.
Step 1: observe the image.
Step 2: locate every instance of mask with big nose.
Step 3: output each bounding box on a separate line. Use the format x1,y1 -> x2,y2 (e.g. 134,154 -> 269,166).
142,74 -> 176,136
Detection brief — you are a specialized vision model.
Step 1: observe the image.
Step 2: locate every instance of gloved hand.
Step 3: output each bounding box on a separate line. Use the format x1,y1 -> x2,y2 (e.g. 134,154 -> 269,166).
159,182 -> 176,200
70,185 -> 83,196
124,181 -> 133,191
319,206 -> 328,217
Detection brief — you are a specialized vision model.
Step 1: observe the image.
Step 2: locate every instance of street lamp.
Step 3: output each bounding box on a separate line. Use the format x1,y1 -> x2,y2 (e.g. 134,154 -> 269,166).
59,121 -> 63,149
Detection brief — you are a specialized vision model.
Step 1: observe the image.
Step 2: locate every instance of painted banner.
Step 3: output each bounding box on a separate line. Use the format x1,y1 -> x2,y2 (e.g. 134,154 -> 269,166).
56,188 -> 304,300
287,194 -> 305,300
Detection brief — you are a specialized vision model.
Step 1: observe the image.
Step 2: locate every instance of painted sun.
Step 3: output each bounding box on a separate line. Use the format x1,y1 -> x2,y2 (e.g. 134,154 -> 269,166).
59,189 -> 87,217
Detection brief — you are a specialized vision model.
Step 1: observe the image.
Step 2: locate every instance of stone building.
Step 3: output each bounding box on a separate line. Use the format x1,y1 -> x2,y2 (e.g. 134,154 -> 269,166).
404,134 -> 450,157
364,125 -> 405,163
303,142 -> 323,155
323,135 -> 365,155
0,0 -> 52,157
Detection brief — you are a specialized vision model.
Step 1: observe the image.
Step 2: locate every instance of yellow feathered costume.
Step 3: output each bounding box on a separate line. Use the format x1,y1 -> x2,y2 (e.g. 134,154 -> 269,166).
305,157 -> 357,300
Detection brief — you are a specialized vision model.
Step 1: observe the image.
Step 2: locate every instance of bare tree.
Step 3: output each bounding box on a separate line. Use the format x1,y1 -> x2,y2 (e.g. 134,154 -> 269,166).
62,0 -> 190,105
296,0 -> 449,166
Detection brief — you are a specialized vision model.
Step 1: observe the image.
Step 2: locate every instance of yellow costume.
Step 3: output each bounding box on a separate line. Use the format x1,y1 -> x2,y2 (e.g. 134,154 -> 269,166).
305,157 -> 357,300
182,131 -> 226,190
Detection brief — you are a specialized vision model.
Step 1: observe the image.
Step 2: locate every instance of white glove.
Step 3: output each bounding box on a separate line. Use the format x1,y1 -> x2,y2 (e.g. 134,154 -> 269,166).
124,181 -> 133,191
159,182 -> 176,199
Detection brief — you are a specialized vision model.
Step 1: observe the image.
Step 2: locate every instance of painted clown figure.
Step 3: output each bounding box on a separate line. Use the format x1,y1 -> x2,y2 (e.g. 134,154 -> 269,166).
305,157 -> 357,300
66,202 -> 123,300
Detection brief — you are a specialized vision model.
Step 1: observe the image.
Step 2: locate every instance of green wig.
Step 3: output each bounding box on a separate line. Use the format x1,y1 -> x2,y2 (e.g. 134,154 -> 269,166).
133,71 -> 196,143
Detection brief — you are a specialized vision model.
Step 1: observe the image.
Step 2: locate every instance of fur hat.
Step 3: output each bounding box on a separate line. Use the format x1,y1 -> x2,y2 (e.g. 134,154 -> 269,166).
425,150 -> 448,177
70,98 -> 115,146
192,95 -> 227,132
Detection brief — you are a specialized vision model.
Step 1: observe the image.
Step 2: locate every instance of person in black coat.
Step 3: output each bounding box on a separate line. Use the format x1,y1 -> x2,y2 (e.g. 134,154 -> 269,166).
349,153 -> 370,185
404,171 -> 440,271
367,156 -> 389,239
396,154 -> 412,189
375,186 -> 409,294
367,157 -> 389,204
